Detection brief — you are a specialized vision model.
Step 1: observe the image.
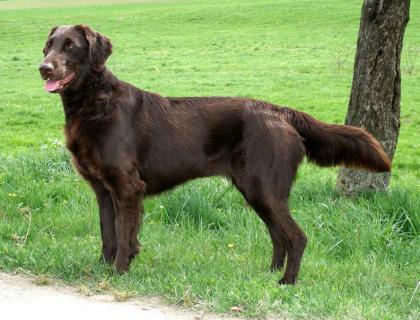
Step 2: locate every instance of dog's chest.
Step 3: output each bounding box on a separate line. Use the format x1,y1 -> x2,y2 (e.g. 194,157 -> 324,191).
65,121 -> 103,180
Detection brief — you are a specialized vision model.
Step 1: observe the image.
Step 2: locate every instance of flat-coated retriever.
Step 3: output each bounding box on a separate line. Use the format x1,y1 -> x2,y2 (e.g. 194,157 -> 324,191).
39,25 -> 391,285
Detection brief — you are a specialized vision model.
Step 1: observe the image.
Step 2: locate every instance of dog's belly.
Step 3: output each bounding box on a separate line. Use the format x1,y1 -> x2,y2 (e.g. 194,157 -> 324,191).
140,161 -> 206,195
138,143 -> 231,195
143,176 -> 193,195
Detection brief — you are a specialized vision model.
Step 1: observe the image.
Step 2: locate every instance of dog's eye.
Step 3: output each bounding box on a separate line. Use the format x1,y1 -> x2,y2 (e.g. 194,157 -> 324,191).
63,40 -> 74,51
43,40 -> 53,55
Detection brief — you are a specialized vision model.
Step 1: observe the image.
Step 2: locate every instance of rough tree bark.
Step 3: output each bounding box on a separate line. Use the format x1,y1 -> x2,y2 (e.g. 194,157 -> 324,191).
336,0 -> 410,195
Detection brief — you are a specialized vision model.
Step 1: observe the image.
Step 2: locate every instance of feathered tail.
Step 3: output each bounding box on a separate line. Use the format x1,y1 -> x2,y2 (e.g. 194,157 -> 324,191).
279,107 -> 391,172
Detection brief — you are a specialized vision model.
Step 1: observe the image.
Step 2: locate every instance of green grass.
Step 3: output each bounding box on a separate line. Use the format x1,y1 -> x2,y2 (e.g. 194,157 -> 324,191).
0,0 -> 419,319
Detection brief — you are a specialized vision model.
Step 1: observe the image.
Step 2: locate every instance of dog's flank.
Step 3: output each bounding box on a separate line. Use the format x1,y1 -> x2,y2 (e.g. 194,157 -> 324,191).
39,25 -> 391,285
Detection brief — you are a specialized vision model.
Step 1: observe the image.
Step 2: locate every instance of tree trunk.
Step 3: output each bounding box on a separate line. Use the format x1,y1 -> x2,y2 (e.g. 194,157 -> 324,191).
336,0 -> 410,195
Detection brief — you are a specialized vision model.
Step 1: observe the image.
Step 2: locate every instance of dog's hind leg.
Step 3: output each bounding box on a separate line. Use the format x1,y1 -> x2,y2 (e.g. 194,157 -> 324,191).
268,228 -> 287,271
242,192 -> 286,271
270,199 -> 307,285
233,176 -> 307,285
231,120 -> 307,283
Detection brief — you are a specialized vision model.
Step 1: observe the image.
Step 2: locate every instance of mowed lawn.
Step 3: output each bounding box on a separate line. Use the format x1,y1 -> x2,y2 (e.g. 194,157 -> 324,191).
0,0 -> 419,319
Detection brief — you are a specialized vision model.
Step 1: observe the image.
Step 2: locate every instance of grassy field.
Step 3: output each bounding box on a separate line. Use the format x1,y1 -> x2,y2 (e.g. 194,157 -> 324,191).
0,0 -> 419,318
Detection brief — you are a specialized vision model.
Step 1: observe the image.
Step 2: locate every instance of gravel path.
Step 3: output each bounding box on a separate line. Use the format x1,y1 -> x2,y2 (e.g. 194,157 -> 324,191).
0,272 -> 239,320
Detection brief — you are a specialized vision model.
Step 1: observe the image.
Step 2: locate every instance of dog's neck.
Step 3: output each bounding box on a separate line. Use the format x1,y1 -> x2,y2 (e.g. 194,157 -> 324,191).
60,67 -> 118,121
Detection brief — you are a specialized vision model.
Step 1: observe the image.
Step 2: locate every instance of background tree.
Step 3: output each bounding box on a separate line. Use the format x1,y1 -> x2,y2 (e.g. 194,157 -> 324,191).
337,0 -> 411,195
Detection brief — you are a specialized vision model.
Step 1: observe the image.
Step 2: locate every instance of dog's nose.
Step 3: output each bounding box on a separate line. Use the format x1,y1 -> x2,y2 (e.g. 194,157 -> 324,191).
39,63 -> 53,78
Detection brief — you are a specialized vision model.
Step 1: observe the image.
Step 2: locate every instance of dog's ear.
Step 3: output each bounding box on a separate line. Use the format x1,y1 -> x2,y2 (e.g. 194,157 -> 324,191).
75,24 -> 112,72
48,26 -> 59,38
43,26 -> 59,55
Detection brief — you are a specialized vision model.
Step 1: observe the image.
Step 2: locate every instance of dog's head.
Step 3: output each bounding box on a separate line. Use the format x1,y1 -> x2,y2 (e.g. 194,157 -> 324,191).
39,25 -> 112,93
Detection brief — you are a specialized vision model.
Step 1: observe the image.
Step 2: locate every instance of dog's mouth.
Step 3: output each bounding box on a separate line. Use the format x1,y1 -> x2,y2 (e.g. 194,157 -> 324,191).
44,72 -> 76,93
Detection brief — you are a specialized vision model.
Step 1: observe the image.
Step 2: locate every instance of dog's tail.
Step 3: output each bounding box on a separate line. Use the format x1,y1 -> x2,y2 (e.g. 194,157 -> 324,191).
279,107 -> 391,172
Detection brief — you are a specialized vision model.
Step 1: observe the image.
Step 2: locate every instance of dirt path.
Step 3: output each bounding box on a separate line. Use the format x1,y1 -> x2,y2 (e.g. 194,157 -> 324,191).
0,272 -> 240,320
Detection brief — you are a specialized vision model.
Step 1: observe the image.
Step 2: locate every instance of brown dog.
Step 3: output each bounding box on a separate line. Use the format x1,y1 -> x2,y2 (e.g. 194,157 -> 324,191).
39,25 -> 391,285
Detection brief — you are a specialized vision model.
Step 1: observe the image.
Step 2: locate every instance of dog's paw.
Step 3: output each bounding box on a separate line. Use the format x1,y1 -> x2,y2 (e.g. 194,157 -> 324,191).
278,276 -> 297,286
114,255 -> 130,274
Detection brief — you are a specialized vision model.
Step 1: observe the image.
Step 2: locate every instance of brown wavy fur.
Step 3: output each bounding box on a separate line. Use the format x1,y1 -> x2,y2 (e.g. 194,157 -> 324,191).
279,107 -> 391,173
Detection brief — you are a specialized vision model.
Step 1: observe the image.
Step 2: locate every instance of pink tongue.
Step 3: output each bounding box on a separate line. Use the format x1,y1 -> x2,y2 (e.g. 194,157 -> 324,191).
45,80 -> 60,92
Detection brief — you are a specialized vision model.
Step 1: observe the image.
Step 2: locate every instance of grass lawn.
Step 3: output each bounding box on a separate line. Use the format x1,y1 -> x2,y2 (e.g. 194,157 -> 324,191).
0,0 -> 419,318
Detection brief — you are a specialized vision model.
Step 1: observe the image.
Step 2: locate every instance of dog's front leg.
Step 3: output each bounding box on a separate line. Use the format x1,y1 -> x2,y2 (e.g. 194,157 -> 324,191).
89,179 -> 117,263
105,169 -> 145,274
